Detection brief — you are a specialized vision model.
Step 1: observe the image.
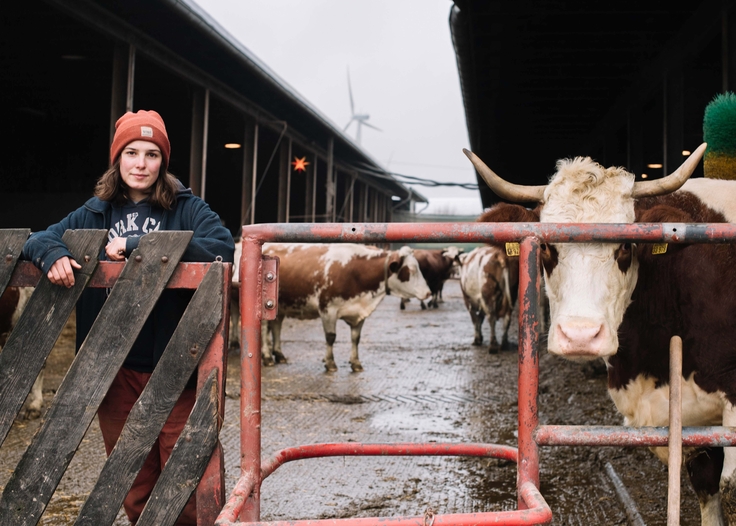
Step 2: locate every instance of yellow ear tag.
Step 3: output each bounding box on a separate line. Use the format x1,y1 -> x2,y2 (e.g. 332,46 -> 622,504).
652,243 -> 668,255
505,242 -> 520,257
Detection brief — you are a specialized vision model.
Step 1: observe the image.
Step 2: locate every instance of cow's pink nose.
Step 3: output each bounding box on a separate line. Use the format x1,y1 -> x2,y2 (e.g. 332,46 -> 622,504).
555,318 -> 608,356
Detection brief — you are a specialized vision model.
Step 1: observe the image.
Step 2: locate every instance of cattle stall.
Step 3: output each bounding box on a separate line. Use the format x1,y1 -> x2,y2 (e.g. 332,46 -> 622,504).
221,220 -> 736,526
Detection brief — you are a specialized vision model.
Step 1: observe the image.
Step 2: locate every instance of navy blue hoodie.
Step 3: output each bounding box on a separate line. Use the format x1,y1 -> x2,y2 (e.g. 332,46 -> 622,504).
22,182 -> 235,378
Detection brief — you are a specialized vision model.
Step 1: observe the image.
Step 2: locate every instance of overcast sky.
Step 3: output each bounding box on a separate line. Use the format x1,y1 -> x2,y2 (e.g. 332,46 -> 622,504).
191,0 -> 482,215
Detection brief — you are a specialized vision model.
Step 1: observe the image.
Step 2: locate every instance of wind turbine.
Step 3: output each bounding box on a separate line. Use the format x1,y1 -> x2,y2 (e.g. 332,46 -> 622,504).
343,68 -> 381,145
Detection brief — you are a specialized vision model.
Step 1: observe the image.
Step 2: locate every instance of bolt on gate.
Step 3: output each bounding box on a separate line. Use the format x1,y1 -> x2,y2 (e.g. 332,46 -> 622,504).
219,221 -> 736,526
0,229 -> 231,526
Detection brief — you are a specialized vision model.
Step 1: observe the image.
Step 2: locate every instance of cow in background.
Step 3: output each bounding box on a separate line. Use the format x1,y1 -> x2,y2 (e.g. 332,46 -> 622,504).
465,143 -> 736,524
262,243 -> 430,372
458,245 -> 518,353
0,287 -> 41,419
399,247 -> 463,310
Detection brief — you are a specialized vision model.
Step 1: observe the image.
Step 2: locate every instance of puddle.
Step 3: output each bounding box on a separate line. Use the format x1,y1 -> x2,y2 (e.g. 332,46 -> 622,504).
371,410 -> 460,437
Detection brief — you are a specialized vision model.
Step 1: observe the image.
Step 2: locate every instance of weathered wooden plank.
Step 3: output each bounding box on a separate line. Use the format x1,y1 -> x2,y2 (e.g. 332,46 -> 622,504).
74,263 -> 224,526
137,370 -> 220,526
0,229 -> 108,447
0,229 -> 29,294
0,231 -> 193,526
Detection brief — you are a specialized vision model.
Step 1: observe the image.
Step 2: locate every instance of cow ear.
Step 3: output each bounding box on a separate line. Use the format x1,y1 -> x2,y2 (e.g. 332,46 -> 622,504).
387,251 -> 402,273
477,203 -> 540,223
637,204 -> 694,258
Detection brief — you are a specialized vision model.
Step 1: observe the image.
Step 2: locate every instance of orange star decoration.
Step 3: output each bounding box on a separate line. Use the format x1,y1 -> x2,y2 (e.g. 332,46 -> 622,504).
292,156 -> 309,172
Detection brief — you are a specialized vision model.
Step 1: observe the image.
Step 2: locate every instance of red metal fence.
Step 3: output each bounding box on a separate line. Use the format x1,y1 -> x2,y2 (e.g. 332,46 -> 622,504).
217,221 -> 736,526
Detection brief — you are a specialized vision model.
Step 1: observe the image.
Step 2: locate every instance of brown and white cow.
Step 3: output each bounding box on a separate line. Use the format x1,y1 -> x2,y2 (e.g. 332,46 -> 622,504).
399,247 -> 462,310
231,242 -> 431,372
458,245 -> 518,353
466,142 -> 736,525
0,286 -> 41,419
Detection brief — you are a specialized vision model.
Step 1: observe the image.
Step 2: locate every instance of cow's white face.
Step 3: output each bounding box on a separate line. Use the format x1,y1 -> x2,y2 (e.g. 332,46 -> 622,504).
388,247 -> 432,301
540,157 -> 639,361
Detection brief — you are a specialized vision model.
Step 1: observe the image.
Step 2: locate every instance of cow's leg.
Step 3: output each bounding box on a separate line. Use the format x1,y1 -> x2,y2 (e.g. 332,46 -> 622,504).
270,317 -> 288,364
348,319 -> 365,372
400,298 -> 407,310
321,315 -> 338,372
487,312 -> 500,354
260,320 -> 275,367
420,299 -> 427,310
719,402 -> 736,523
22,368 -> 44,420
686,447 -> 725,525
469,308 -> 484,346
500,311 -> 513,350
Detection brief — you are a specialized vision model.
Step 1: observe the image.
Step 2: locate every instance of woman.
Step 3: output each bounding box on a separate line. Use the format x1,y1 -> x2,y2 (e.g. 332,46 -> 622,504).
22,109 -> 235,525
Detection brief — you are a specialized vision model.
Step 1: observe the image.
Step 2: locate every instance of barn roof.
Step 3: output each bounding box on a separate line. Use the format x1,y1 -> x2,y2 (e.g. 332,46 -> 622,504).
450,0 -> 730,208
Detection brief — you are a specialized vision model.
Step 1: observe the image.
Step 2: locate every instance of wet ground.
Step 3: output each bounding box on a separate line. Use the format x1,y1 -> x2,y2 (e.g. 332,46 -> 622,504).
1,279 -> 703,525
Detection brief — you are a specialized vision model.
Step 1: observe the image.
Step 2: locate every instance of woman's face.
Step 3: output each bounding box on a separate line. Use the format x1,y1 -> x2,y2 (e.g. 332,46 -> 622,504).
119,140 -> 162,202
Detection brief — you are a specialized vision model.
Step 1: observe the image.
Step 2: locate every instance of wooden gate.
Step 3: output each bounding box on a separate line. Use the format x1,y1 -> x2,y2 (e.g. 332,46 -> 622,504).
0,228 -> 231,526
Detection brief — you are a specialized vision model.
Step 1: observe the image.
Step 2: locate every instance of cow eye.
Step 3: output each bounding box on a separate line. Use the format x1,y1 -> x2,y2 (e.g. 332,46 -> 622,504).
615,243 -> 634,272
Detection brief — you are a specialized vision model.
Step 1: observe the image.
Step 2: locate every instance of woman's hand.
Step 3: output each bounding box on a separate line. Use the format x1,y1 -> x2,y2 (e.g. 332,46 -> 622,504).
106,237 -> 127,262
47,256 -> 82,288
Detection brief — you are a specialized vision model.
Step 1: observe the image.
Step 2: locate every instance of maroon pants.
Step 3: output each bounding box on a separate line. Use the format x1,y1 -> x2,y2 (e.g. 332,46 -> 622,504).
98,367 -> 197,525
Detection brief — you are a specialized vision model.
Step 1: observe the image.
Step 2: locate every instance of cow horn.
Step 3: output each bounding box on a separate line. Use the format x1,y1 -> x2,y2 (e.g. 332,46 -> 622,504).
463,148 -> 546,203
632,142 -> 707,198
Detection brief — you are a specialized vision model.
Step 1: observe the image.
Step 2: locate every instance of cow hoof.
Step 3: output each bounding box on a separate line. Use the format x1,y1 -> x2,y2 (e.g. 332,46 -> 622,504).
23,407 -> 42,420
488,344 -> 500,354
472,338 -> 483,346
262,356 -> 276,367
273,351 -> 288,364
420,302 -> 427,310
350,362 -> 364,372
324,361 -> 338,372
400,302 -> 405,310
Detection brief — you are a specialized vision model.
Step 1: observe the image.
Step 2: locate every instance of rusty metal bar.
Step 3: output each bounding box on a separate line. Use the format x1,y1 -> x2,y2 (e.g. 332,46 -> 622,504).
238,221 -> 736,245
222,220 -> 736,526
517,237 -> 541,508
604,462 -> 646,526
260,442 -> 518,480
668,336 -> 683,526
238,237 -> 264,522
534,426 -> 736,447
8,260 -> 217,289
218,481 -> 550,526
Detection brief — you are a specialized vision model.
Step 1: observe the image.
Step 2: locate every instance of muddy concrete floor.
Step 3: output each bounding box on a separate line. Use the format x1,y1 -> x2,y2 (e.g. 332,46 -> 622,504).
1,279 -> 703,525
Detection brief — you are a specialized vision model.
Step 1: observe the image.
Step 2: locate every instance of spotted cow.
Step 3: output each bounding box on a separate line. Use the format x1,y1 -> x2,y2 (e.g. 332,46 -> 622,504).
466,142 -> 736,525
231,242 -> 431,372
399,247 -> 462,310
458,245 -> 518,353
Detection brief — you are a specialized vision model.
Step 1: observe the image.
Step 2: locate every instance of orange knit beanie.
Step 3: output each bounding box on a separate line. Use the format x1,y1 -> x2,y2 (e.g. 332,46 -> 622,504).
109,110 -> 171,166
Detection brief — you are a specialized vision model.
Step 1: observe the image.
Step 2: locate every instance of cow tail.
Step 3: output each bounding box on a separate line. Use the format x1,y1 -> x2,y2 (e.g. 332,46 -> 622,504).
502,266 -> 512,310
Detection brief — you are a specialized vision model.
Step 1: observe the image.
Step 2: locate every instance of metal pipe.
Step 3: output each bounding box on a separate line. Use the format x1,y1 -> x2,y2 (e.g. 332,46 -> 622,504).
217,481 -> 550,526
534,425 -> 736,447
517,237 -> 541,508
238,236 -> 263,522
259,442 -> 518,480
604,462 -> 646,526
668,336 -> 683,526
240,222 -> 736,245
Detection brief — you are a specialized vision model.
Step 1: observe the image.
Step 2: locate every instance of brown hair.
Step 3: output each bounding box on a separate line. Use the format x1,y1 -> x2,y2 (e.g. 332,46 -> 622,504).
94,161 -> 180,209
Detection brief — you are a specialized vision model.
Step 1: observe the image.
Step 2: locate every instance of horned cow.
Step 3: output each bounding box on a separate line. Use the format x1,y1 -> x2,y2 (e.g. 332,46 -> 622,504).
466,142 -> 736,525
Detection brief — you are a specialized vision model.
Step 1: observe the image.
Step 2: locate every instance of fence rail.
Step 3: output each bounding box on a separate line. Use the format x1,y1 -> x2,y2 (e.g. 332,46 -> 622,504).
0,229 -> 231,526
222,221 -> 736,526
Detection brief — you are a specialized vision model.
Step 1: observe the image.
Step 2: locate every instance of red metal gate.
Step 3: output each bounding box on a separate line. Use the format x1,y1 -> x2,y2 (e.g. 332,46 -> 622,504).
217,221 -> 736,526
